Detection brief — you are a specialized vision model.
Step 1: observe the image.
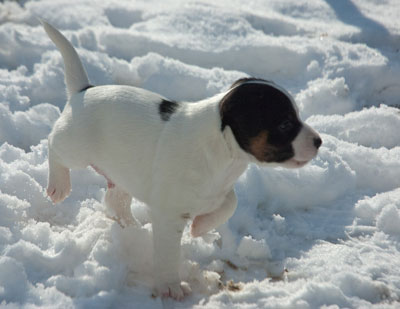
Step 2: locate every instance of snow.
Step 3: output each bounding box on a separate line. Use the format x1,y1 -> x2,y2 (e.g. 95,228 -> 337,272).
1,0 -> 400,307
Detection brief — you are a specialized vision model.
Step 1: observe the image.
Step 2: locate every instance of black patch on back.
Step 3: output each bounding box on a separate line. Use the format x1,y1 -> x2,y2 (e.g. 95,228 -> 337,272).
80,84 -> 94,92
220,78 -> 302,163
159,99 -> 179,121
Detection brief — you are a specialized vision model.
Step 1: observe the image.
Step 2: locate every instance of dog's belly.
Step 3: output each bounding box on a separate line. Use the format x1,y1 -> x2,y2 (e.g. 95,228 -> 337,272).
191,194 -> 227,216
90,156 -> 155,203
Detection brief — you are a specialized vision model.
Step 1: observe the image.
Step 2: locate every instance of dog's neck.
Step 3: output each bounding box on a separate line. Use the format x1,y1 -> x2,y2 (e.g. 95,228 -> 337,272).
182,93 -> 248,160
177,95 -> 249,196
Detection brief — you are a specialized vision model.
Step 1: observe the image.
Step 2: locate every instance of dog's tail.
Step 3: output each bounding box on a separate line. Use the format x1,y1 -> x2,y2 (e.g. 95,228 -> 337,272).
41,20 -> 91,98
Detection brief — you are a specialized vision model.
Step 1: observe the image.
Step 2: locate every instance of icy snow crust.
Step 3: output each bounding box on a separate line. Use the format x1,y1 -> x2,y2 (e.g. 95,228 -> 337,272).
1,0 -> 400,307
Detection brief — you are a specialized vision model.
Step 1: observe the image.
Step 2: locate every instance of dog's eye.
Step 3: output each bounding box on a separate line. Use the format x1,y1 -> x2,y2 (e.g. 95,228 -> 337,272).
278,120 -> 293,132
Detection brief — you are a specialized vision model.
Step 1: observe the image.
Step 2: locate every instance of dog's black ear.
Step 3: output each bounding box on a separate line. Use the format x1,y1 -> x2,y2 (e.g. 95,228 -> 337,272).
219,84 -> 255,151
220,78 -> 270,133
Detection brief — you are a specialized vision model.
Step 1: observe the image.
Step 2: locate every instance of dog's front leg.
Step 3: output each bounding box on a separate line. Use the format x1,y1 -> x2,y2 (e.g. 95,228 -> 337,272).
151,215 -> 191,300
191,189 -> 237,237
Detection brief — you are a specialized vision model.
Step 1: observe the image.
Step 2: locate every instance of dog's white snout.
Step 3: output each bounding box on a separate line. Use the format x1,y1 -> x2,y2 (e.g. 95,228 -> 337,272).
292,123 -> 321,163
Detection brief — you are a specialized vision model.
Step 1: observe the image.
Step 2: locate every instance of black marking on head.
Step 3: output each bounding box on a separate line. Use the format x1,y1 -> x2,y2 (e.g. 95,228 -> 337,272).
159,99 -> 179,121
80,84 -> 94,92
220,78 -> 302,163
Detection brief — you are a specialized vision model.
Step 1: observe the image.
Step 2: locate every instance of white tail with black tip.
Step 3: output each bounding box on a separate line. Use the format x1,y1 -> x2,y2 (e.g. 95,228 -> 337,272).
40,19 -> 91,97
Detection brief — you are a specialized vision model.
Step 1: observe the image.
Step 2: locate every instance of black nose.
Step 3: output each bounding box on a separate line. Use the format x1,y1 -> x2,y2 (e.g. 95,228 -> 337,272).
313,137 -> 322,149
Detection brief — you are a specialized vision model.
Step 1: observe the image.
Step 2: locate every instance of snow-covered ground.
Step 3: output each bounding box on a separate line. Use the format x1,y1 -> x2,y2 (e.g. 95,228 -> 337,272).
1,0 -> 400,307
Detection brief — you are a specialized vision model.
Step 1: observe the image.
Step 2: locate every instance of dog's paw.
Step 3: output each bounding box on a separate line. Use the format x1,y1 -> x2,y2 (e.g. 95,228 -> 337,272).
191,214 -> 212,237
47,170 -> 71,204
46,183 -> 70,204
155,281 -> 191,301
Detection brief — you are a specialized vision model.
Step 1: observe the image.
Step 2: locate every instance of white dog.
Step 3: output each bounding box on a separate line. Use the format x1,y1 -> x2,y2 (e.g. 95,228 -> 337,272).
42,21 -> 321,300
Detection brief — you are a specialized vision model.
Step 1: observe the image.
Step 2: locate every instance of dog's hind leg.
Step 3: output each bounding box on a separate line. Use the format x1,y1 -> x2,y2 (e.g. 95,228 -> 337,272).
191,189 -> 237,237
105,186 -> 138,227
47,149 -> 71,204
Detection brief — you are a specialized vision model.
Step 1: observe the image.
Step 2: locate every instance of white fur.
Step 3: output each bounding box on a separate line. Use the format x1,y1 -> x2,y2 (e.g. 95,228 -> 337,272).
41,20 -> 90,97
47,85 -> 247,299
42,21 -> 319,300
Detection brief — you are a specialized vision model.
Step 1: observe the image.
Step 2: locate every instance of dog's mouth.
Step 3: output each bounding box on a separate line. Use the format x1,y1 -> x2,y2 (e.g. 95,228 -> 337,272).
293,159 -> 309,167
283,158 -> 310,168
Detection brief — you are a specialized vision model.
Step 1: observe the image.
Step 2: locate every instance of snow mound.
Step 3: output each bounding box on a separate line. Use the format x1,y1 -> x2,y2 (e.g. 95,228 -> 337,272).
1,0 -> 400,308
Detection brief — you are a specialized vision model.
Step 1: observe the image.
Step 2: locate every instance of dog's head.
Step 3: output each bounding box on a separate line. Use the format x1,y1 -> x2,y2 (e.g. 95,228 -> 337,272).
220,78 -> 321,168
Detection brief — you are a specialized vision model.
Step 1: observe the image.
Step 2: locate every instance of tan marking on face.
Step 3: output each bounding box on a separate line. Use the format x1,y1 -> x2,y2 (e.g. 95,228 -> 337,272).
249,130 -> 269,161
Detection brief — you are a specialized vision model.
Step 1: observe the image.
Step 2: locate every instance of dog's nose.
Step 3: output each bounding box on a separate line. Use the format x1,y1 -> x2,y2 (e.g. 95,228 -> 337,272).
313,137 -> 322,149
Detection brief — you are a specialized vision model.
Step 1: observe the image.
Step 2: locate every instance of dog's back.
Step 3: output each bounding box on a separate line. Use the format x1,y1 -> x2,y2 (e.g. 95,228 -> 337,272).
49,83 -> 170,202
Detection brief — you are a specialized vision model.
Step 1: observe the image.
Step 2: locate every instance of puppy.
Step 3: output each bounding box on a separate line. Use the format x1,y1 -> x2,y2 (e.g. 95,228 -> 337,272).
42,21 -> 321,300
